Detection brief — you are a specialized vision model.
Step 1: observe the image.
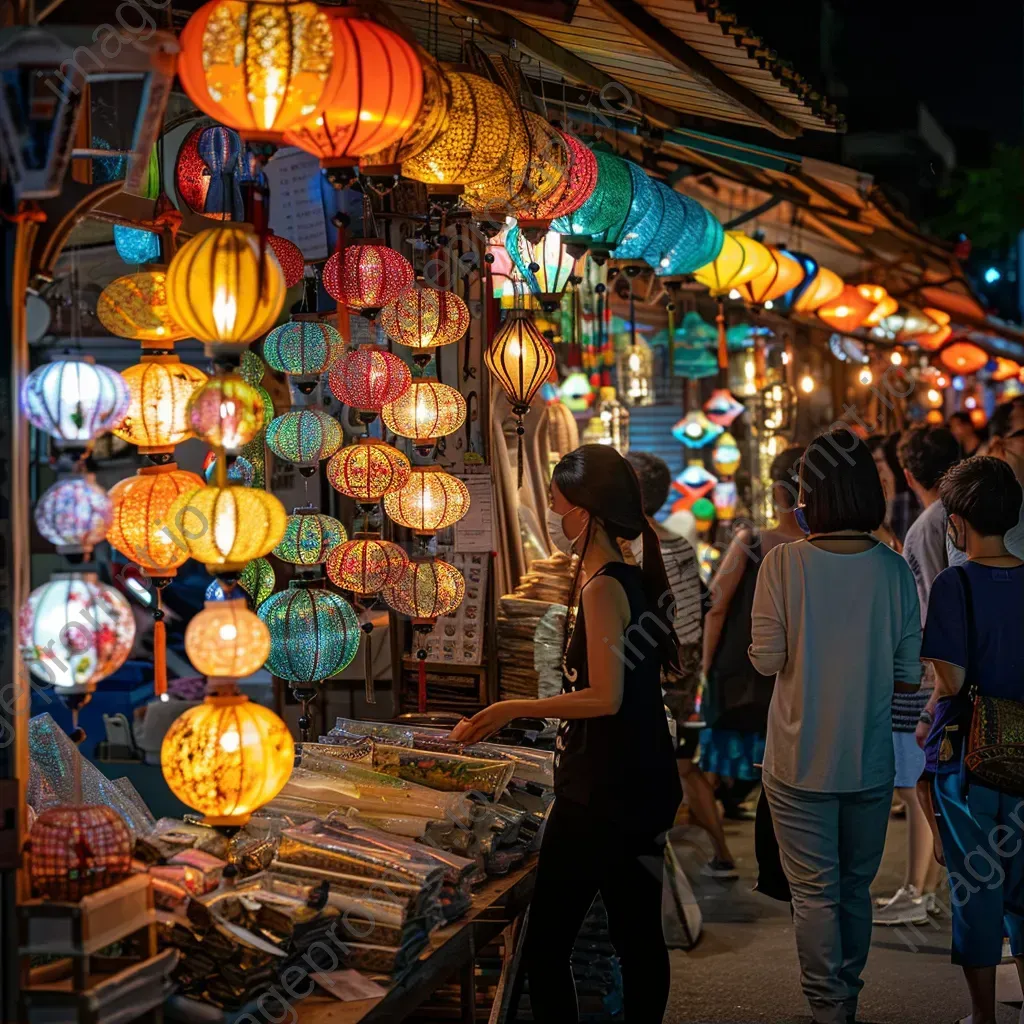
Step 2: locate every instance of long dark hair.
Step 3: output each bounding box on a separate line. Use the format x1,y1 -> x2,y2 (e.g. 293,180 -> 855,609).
552,444 -> 681,675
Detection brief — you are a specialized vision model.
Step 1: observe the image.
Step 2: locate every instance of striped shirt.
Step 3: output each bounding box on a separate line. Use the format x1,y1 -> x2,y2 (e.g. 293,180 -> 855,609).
661,534 -> 702,646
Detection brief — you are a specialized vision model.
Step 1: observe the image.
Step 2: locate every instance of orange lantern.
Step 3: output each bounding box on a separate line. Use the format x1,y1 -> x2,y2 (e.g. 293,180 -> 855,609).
381,377 -> 467,453
735,247 -> 805,306
383,465 -> 470,535
816,285 -> 877,333
326,533 -> 409,594
940,342 -> 988,375
384,557 -> 465,623
858,284 -> 898,326
992,357 -> 1020,382
792,266 -> 844,313
379,287 -> 469,353
326,438 -> 410,506
919,308 -> 953,351
114,355 -> 209,455
97,271 -> 188,345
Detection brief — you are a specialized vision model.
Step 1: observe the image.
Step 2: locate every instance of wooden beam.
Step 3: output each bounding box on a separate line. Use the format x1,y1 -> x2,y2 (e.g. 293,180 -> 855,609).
458,0 -> 578,22
586,0 -> 802,139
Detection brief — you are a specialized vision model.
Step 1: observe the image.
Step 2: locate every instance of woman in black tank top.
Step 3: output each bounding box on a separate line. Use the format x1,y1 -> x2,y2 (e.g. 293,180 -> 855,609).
452,445 -> 682,1023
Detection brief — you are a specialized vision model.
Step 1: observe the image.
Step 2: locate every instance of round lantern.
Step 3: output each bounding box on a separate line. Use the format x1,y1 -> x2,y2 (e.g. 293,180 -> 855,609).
273,507 -> 347,565
265,409 -> 342,472
792,266 -> 844,313
992,357 -> 1020,382
206,556 -> 276,607
735,247 -> 806,306
711,432 -> 741,476
485,309 -> 556,422
97,271 -> 187,345
258,581 -> 361,683
161,692 -> 294,826
113,356 -> 208,455
28,805 -> 132,901
694,232 -> 773,295
553,150 -> 632,248
380,287 -> 469,352
185,598 -> 271,679
506,226 -> 578,311
263,318 -> 343,391
20,574 -> 135,690
107,464 -> 205,578
884,306 -> 943,344
21,359 -> 130,445
328,344 -> 411,414
383,466 -> 470,534
114,227 -> 160,266
326,533 -> 408,594
166,483 -> 287,573
175,124 -> 256,219
381,377 -> 466,450
816,284 -> 877,333
515,129 -> 598,240
691,497 -> 716,532
384,558 -> 465,623
940,342 -> 989,375
583,160 -> 651,259
322,242 -> 414,317
326,438 -> 410,504
267,234 -> 306,288
35,476 -> 111,555
177,0 -> 336,141
282,10 -> 422,180
187,374 -> 265,451
166,226 -> 286,345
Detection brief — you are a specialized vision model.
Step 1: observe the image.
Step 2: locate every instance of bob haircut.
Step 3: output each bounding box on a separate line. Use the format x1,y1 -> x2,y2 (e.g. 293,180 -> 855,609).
798,429 -> 886,534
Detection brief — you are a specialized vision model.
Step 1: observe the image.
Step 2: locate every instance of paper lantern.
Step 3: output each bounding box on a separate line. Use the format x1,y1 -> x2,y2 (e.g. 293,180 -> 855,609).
28,805 -> 132,901
381,377 -> 467,449
177,0 -> 335,141
185,599 -> 271,678
383,466 -> 470,534
611,174 -> 669,263
326,533 -> 408,594
97,271 -> 187,345
919,308 -> 953,351
273,508 -> 347,565
21,359 -> 130,444
515,129 -> 598,238
161,692 -> 293,826
992,357 -> 1021,382
792,265 -> 844,313
506,226 -> 578,311
655,197 -> 724,277
258,581 -> 360,682
694,232 -> 773,296
263,318 -> 343,390
206,557 -> 276,607
585,160 -> 652,257
20,574 -> 135,689
882,306 -> 943,344
282,10 -> 422,177
713,480 -> 738,521
322,242 -> 414,316
166,226 -> 286,345
735,247 -> 806,306
328,344 -> 411,412
711,432 -> 741,476
267,234 -> 306,288
939,342 -> 989,375
672,411 -> 723,448
34,476 -> 111,555
113,356 -> 208,455
704,388 -> 745,428
384,557 -> 465,623
553,150 -> 632,247
326,438 -> 410,504
264,409 -> 342,472
379,287 -> 469,351
188,374 -> 265,451
816,284 -> 877,333
485,310 -> 556,424
107,464 -> 205,577
673,462 -> 717,505
617,341 -> 654,406
858,285 -> 898,326
166,483 -> 287,573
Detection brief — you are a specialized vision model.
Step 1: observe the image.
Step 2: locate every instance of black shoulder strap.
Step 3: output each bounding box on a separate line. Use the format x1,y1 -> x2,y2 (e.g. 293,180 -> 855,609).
953,565 -> 976,700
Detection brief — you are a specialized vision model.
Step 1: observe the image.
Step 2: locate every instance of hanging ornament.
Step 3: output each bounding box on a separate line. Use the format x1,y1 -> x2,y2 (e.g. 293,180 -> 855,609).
735,246 -> 806,307
616,340 -> 654,407
326,534 -> 408,594
506,226 -> 579,312
34,476 -> 111,556
816,284 -> 877,333
940,342 -> 989,375
672,462 -> 718,506
97,271 -> 187,345
918,308 -> 953,351
328,344 -> 411,421
515,129 -> 598,242
672,411 -> 724,448
703,388 -> 745,428
187,374 -> 265,451
552,150 -> 632,257
267,233 -> 306,288
712,480 -> 738,521
711,432 -> 741,476
326,438 -> 411,507
205,556 -> 276,608
263,317 -> 344,393
582,160 -> 653,262
21,359 -> 130,445
273,506 -> 347,565
322,242 -> 415,319
379,286 -> 469,354
264,409 -> 342,475
381,377 -> 467,455
185,598 -> 271,680
792,265 -> 844,313
383,466 -> 471,535
174,124 -> 255,219
691,498 -> 716,533
694,232 -> 774,295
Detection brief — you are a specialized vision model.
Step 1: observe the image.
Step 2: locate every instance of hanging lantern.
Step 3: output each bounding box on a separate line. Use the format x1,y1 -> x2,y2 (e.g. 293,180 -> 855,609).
263,318 -> 344,393
761,381 -> 798,432
113,356 -> 208,456
693,232 -> 773,296
816,284 -> 877,333
187,374 -> 265,451
166,483 -> 287,573
328,344 -> 411,417
655,197 -> 724,277
506,226 -> 578,311
282,10 -> 422,183
919,308 -> 953,351
552,150 -> 632,255
711,432 -> 741,476
515,129 -> 598,241
992,357 -> 1021,382
206,556 -> 276,608
691,498 -> 716,532
585,160 -> 652,260
884,306 -> 942,345
185,599 -> 271,679
21,359 -> 130,445
326,534 -> 408,594
273,507 -> 347,565
594,386 -> 629,454
384,557 -> 465,622
107,464 -> 205,578
858,284 -> 898,326
792,266 -> 845,313
326,438 -> 411,505
177,0 -> 336,141
379,287 -> 469,353
174,124 -> 255,219
34,476 -> 111,556
381,377 -> 467,453
672,462 -> 717,506
616,340 -> 654,406
485,309 -> 556,428
581,415 -> 611,446
205,454 -> 255,486
560,370 -> 593,412
771,251 -> 819,313
672,411 -> 724,448
114,228 -> 161,267
322,242 -> 414,318
97,271 -> 187,345
712,480 -> 738,521
166,226 -> 286,346
383,466 -> 471,535
704,388 -> 745,428
161,692 -> 293,826
735,247 -> 806,306
939,342 -> 989,375
265,409 -> 342,474
267,234 -> 306,288
20,574 -> 135,690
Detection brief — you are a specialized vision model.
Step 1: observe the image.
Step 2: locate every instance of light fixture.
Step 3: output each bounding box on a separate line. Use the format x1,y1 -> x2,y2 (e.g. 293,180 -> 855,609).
326,438 -> 411,506
817,285 -> 877,333
273,507 -> 347,565
381,377 -> 467,453
514,129 -> 598,241
792,265 -> 844,313
383,465 -> 471,534
267,234 -> 306,288
734,247 -> 806,306
552,149 -> 633,253
694,233 -> 773,297
379,286 -> 469,353
34,476 -> 111,556
384,557 -> 465,622
265,409 -> 343,474
97,271 -> 188,345
326,534 -> 409,594
263,317 -> 344,393
506,226 -> 579,311
322,241 -> 414,318
858,367 -> 874,386
21,358 -> 130,445
485,310 -> 556,437
328,344 -> 412,420
711,432 -> 741,475
671,411 -> 723,448
187,374 -> 265,451
184,598 -> 271,679
114,355 -> 208,456
940,342 -> 988,375
799,372 -> 815,394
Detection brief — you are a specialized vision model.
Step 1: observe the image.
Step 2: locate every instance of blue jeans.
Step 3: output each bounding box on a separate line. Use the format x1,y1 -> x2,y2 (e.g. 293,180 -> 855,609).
763,772 -> 892,1024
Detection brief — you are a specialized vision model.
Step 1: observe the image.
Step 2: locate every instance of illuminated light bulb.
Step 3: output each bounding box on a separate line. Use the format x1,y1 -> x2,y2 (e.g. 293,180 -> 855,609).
728,288 -> 741,300
965,396 -> 977,409
799,373 -> 815,394
936,375 -> 948,388
764,299 -> 774,310
927,388 -> 941,404
781,351 -> 790,365
184,598 -> 271,678
890,350 -> 903,366
858,368 -> 873,386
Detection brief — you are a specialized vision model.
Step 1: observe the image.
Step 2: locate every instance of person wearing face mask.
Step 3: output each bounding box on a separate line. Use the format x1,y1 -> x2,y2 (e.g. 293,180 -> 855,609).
450,444 -> 682,1024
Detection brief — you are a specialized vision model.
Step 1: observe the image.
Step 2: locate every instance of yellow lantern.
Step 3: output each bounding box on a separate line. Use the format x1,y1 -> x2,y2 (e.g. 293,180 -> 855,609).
381,377 -> 467,452
485,310 -> 556,426
693,232 -> 773,296
166,483 -> 287,573
326,438 -> 410,505
113,355 -> 209,455
384,557 -> 465,623
858,284 -> 898,326
96,271 -> 188,345
166,226 -> 286,346
711,432 -> 741,476
792,266 -> 844,313
161,691 -> 293,826
383,466 -> 470,535
185,598 -> 271,679
735,247 -> 806,306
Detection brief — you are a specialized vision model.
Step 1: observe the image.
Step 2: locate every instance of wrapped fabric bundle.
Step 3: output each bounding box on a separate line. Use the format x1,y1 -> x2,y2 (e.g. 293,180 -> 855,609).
372,744 -> 515,799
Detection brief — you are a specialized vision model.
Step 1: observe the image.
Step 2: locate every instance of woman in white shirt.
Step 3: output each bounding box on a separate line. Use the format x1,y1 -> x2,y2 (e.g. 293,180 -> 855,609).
750,429 -> 922,1024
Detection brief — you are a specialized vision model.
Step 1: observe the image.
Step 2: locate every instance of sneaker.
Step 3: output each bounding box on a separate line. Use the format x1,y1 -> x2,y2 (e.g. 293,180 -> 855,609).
701,857 -> 739,880
874,884 -> 913,908
873,884 -> 930,926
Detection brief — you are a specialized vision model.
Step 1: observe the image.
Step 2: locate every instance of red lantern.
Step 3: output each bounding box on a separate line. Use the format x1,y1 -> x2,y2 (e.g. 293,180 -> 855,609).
380,286 -> 469,352
515,130 -> 598,242
328,345 -> 411,414
267,234 -> 305,288
326,438 -> 411,505
323,242 -> 414,317
326,533 -> 409,594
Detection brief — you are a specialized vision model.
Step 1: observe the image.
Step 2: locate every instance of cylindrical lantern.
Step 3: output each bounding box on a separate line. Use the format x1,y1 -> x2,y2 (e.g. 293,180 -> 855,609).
816,284 -> 877,333
735,247 -> 806,306
515,129 -> 598,239
940,342 -> 989,375
594,386 -> 629,455
693,232 -> 773,295
187,374 -> 265,451
792,266 -> 844,313
379,287 -> 469,351
326,438 -> 410,504
97,271 -> 188,345
322,242 -> 414,316
267,234 -> 306,288
616,341 -> 654,406
553,150 -> 632,246
655,197 -> 724,277
384,557 -> 465,623
113,355 -> 209,455
263,318 -> 344,391
265,409 -> 342,471
485,310 -> 556,420
506,226 -> 578,311
328,345 -> 411,413
21,359 -> 130,444
326,533 -> 408,594
381,377 -> 467,449
383,466 -> 470,534
185,599 -> 271,679
273,507 -> 347,565
34,475 -> 111,555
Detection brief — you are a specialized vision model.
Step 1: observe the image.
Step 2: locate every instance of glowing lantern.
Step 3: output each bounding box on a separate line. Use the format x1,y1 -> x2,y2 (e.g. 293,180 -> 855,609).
383,466 -> 471,534
20,574 -> 135,690
381,377 -> 467,452
187,374 -> 265,451
560,370 -> 592,412
273,507 -> 347,565
265,410 -> 342,472
328,345 -> 411,414
206,557 -> 276,607
691,497 -> 715,532
177,0 -> 335,141
858,285 -> 898,326
553,150 -> 632,252
267,234 -> 306,288
506,226 -> 579,311
161,692 -> 294,826
384,557 -> 465,622
704,388 -> 745,428
263,318 -> 344,392
693,232 -> 773,296
673,462 -> 717,505
185,599 -> 271,678
322,242 -> 414,317
107,464 -> 205,578
114,229 -> 160,267
884,306 -> 943,344
919,308 -> 953,351
735,247 -> 806,306
616,341 -> 654,406
326,534 -> 408,594
940,342 -> 988,375
992,357 -> 1020,382
711,432 -> 741,476
656,198 -> 724,277
380,287 -> 469,352
515,129 -> 598,240
166,483 -> 287,573
792,266 -> 844,313
713,480 -> 738,520
166,226 -> 286,345
485,310 -> 556,430
816,285 -> 877,333
113,356 -> 208,455
97,271 -> 187,345
175,124 -> 256,219
594,386 -> 629,454
21,359 -> 130,444
672,411 -> 723,448
326,438 -> 410,504
35,476 -> 111,555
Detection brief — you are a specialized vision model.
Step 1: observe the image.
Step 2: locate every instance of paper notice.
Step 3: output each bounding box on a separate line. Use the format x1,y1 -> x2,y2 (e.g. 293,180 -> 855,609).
264,148 -> 330,260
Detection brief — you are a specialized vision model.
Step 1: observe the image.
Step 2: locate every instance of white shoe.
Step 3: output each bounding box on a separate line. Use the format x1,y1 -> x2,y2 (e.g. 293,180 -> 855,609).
873,884 -> 930,926
874,883 -> 914,907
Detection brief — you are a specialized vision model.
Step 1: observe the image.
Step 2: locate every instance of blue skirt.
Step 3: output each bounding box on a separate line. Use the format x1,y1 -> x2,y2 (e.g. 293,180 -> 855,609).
699,728 -> 765,781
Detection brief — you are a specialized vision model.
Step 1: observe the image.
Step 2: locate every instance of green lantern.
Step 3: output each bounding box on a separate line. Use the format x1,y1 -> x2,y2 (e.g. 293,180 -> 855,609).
265,409 -> 342,475
205,556 -> 276,608
273,507 -> 347,565
263,318 -> 344,394
552,150 -> 632,255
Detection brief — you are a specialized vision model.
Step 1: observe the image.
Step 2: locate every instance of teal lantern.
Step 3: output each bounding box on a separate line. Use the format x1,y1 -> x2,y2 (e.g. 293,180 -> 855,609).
204,455 -> 255,486
240,350 -> 267,386
506,226 -> 578,312
610,169 -> 664,261
656,198 -> 724,277
585,160 -> 651,259
672,410 -> 724,448
273,507 -> 347,566
263,319 -> 344,394
552,150 -> 632,254
205,556 -> 276,608
265,410 -> 342,476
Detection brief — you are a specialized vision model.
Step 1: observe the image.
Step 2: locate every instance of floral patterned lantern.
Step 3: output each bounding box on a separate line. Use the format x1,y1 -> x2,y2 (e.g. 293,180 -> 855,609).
267,234 -> 306,288
326,438 -> 410,506
327,344 -> 411,418
34,476 -> 111,556
383,466 -> 471,534
379,287 -> 469,354
263,317 -> 343,392
322,242 -> 414,318
381,377 -> 466,454
265,409 -> 342,475
113,355 -> 208,456
185,599 -> 271,679
326,534 -> 408,594
515,129 -> 598,242
21,359 -> 130,445
273,507 -> 347,565
97,271 -> 188,345
187,374 -> 265,451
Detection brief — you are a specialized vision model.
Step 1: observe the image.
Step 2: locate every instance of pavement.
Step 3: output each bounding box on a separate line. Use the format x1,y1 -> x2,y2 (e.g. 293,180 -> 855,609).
664,811 -> 1023,1023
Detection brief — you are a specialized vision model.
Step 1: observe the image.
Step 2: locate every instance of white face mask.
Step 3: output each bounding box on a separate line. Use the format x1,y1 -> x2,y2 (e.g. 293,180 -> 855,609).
629,534 -> 643,565
547,505 -> 585,555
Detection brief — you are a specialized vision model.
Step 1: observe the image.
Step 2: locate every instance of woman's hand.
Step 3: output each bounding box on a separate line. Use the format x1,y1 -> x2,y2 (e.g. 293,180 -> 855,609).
449,701 -> 520,744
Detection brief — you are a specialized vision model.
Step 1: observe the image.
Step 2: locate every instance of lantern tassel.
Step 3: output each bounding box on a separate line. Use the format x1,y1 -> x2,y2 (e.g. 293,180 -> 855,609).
153,591 -> 167,699
716,296 -> 728,374
517,425 -> 525,490
363,625 -> 376,705
667,299 -> 675,381
417,655 -> 427,714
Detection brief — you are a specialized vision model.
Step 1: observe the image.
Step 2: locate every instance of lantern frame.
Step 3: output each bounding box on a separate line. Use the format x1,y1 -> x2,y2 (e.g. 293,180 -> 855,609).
326,437 -> 411,506
383,465 -> 471,535
484,309 -> 556,419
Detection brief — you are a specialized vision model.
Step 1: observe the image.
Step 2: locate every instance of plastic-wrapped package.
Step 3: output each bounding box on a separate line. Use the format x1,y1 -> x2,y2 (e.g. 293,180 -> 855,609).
404,726 -> 555,787
343,809 -> 431,838
328,717 -> 415,747
300,738 -> 374,765
372,744 -> 515,799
